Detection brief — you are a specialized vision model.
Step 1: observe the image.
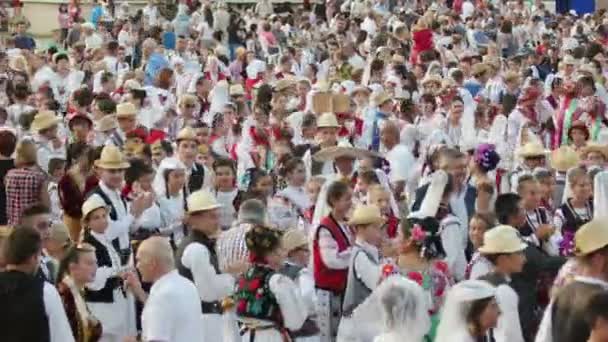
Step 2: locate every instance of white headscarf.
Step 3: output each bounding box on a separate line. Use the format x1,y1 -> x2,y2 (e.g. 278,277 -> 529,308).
153,157 -> 187,199
594,171 -> 608,217
346,275 -> 431,342
435,280 -> 497,342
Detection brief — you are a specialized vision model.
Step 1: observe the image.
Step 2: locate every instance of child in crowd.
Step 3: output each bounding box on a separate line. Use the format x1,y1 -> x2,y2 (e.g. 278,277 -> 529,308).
48,157 -> 66,222
368,185 -> 399,239
534,168 -> 557,214
353,170 -> 381,207
212,158 -> 243,230
465,213 -> 496,280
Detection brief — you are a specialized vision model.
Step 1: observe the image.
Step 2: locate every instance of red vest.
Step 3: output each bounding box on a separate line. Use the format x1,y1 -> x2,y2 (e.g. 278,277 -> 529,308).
313,215 -> 351,293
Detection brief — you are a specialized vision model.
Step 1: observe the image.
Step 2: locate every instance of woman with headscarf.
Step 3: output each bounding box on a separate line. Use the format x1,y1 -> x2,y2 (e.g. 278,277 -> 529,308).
435,280 -> 500,342
152,157 -> 187,246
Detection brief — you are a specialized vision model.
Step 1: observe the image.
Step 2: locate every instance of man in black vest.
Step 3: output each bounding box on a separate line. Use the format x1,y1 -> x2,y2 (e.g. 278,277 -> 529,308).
176,190 -> 248,341
0,226 -> 74,342
478,225 -> 527,342
176,127 -> 211,193
19,204 -> 56,283
536,218 -> 608,342
495,193 -> 564,342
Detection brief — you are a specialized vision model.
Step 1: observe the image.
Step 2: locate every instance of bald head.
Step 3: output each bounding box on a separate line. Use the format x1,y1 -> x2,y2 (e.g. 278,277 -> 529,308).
137,237 -> 175,276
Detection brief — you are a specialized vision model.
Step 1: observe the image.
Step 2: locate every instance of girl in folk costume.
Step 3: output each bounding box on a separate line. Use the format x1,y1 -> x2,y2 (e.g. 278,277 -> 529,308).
368,185 -> 400,240
59,143 -> 99,242
80,196 -> 138,342
336,205 -> 388,342
57,243 -> 103,342
235,226 -> 307,341
435,280 -> 501,342
567,120 -> 590,152
273,157 -> 311,231
242,168 -> 274,205
559,76 -> 606,147
209,112 -> 232,159
302,176 -> 326,231
212,158 -> 244,231
152,157 -> 188,246
554,167 -> 594,256
312,180 -> 354,341
468,144 -> 501,195
465,213 -> 497,280
410,16 -> 434,65
415,94 -> 444,144
396,210 -> 453,341
351,86 -> 372,148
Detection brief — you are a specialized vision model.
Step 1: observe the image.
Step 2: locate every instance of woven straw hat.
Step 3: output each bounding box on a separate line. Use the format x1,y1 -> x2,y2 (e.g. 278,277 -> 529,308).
116,102 -> 137,118
347,205 -> 386,226
95,145 -> 130,169
580,143 -> 608,160
94,115 -> 118,132
316,113 -> 340,128
176,127 -> 197,142
551,145 -> 580,172
282,229 -> 308,253
30,110 -> 61,132
187,190 -> 222,213
517,142 -> 549,158
478,225 -> 527,254
575,218 -> 608,256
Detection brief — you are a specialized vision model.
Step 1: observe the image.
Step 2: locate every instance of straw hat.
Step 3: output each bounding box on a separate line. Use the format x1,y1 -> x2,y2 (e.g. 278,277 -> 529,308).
561,54 -> 578,66
273,78 -> 296,92
9,55 -> 28,73
116,102 -> 137,118
282,229 -> 308,253
313,141 -> 380,162
478,225 -> 527,254
82,195 -> 109,219
30,110 -> 61,132
187,190 -> 222,214
94,145 -> 130,170
49,223 -> 70,246
551,145 -> 580,172
504,71 -> 520,83
347,205 -> 386,226
372,91 -> 393,106
471,63 -> 490,77
517,142 -> 549,158
421,75 -> 442,86
580,143 -> 608,160
229,84 -> 245,97
94,115 -> 118,132
176,127 -> 197,142
575,218 -> 608,256
316,113 -> 340,128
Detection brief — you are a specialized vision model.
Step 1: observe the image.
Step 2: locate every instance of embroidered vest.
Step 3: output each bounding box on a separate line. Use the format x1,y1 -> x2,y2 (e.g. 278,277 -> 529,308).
175,229 -> 220,282
235,265 -> 283,325
313,215 -> 351,293
82,230 -> 124,303
188,162 -> 206,194
342,245 -> 378,315
560,199 -> 593,233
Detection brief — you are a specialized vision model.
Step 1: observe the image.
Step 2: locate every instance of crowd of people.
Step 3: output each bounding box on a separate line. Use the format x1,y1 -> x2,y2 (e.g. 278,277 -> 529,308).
2,0 -> 608,341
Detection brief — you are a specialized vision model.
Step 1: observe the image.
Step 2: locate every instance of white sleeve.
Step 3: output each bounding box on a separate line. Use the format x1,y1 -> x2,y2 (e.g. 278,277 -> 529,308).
318,228 -> 351,270
388,148 -> 414,183
142,292 -> 172,342
534,302 -> 553,342
87,194 -> 135,240
440,222 -> 466,281
181,243 -> 235,301
44,283 -> 76,342
543,231 -> 562,257
86,265 -> 118,291
494,285 -> 525,342
269,274 -> 307,331
469,260 -> 492,280
297,269 -> 317,315
353,251 -> 382,290
553,209 -> 566,234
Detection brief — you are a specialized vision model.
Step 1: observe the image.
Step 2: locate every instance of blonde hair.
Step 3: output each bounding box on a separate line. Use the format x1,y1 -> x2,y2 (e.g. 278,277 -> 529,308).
368,184 -> 389,200
15,140 -> 37,167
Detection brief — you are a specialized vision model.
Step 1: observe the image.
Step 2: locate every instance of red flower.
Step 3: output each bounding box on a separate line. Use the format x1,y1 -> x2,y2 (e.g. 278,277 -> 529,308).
237,299 -> 247,313
238,278 -> 246,289
407,271 -> 424,286
435,286 -> 445,298
255,291 -> 263,299
249,278 -> 262,291
434,261 -> 449,274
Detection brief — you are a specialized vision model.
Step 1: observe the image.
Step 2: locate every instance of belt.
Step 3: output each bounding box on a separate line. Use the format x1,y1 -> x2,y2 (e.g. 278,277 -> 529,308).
238,321 -> 290,342
201,300 -> 223,314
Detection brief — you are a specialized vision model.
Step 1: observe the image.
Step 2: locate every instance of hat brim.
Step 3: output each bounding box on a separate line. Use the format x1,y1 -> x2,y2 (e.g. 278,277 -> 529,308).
581,146 -> 608,159
188,203 -> 223,214
478,241 -> 527,255
347,216 -> 386,227
116,112 -> 137,118
31,117 -> 61,132
313,147 -> 380,162
518,149 -> 550,158
94,160 -> 130,169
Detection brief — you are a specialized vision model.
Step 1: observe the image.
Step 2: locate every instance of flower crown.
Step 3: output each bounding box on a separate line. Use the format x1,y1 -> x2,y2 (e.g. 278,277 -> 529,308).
474,143 -> 500,172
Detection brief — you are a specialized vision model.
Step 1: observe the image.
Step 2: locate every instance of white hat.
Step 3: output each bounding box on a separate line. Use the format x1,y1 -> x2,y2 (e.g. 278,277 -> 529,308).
187,190 -> 222,213
575,218 -> 608,255
82,195 -> 109,219
410,170 -> 448,219
316,113 -> 340,128
478,225 -> 527,254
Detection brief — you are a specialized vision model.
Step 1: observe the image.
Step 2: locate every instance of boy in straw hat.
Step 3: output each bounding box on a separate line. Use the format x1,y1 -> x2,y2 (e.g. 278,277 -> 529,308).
337,204 -> 386,341
536,218 -> 608,342
477,225 -> 527,342
31,110 -> 66,174
509,141 -> 549,192
176,190 -> 248,342
550,145 -> 580,207
302,112 -> 340,179
107,102 -> 138,148
87,145 -> 154,266
580,142 -> 608,170
175,127 -> 213,193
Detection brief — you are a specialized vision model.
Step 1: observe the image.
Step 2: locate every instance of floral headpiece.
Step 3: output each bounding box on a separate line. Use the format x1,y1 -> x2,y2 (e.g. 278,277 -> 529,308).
407,217 -> 446,260
245,226 -> 283,260
474,143 -> 501,172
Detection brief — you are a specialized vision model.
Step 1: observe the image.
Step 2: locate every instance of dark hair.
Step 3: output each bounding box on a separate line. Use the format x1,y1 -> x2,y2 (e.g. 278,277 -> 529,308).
97,98 -> 117,114
244,168 -> 270,192
404,216 -> 446,260
13,83 -> 30,100
470,212 -> 497,230
516,174 -> 537,194
494,193 -> 522,225
302,113 -> 316,128
585,291 -> 608,328
125,159 -> 154,185
213,158 -> 236,174
56,243 -> 96,285
21,204 -> 50,220
326,181 -> 350,207
467,297 -> 495,336
73,88 -> 94,108
66,142 -> 94,169
4,226 -> 42,265
359,170 -> 380,185
0,131 -> 17,157
48,158 -> 66,175
280,157 -> 304,178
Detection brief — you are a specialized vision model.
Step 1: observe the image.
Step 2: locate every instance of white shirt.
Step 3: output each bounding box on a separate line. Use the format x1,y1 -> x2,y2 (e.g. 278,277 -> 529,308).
440,215 -> 467,281
85,33 -> 103,50
494,282 -> 525,342
386,144 -> 415,184
461,1 -> 475,20
34,135 -> 66,174
142,270 -> 204,342
352,241 -> 382,290
90,182 -> 135,250
317,220 -> 353,270
181,241 -> 235,302
44,281 -> 76,342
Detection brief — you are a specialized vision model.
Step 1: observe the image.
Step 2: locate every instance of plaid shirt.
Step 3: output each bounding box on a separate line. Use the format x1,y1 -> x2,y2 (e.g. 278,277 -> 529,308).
5,167 -> 46,226
216,222 -> 253,271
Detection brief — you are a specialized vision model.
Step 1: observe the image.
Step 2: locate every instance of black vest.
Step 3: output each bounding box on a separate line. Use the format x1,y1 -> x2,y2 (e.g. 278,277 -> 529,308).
520,207 -> 550,238
309,145 -> 324,176
82,230 -> 124,303
551,280 -> 605,342
279,263 -> 303,281
175,229 -> 222,314
86,186 -> 131,265
0,271 -> 50,342
188,163 -> 206,194
559,199 -> 593,233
